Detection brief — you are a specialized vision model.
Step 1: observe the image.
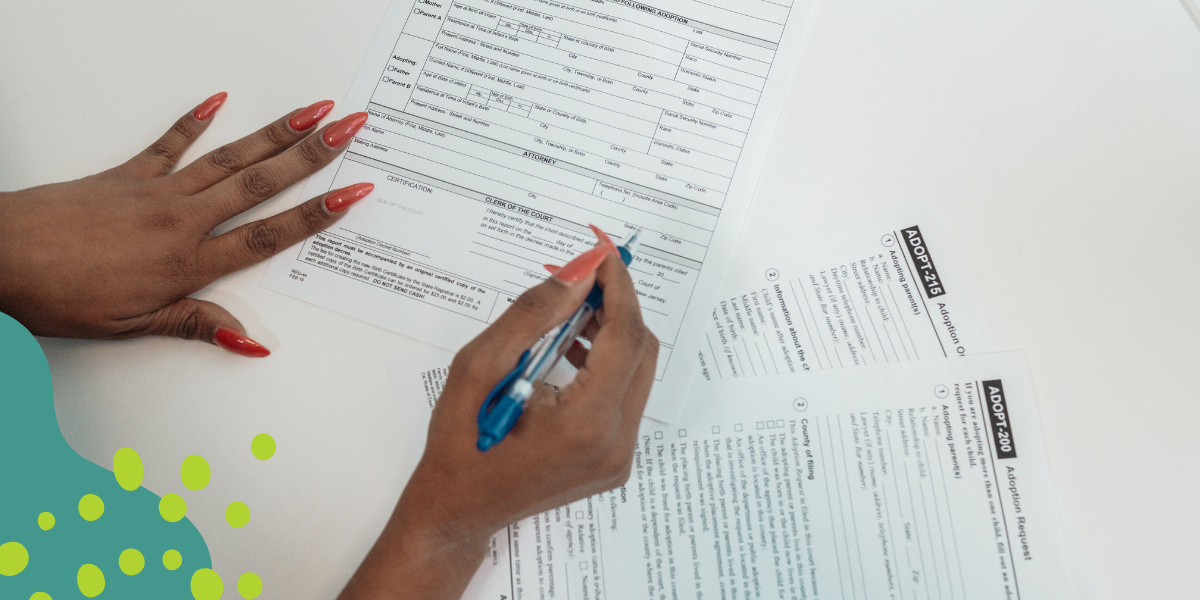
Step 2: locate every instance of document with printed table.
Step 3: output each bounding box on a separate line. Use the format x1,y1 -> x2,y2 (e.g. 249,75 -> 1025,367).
696,205 -> 995,382
262,0 -> 821,422
388,348 -> 1085,600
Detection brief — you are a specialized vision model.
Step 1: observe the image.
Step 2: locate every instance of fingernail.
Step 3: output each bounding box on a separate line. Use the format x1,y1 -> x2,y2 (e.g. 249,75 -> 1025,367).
193,92 -> 228,121
588,224 -> 618,254
553,245 -> 611,284
543,264 -> 561,274
213,327 -> 271,358
289,100 -> 335,132
325,182 -> 374,213
323,112 -> 369,147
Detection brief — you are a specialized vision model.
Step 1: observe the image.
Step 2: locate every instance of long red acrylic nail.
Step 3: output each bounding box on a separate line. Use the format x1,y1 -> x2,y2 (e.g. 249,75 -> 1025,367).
325,183 -> 375,213
323,112 -> 369,147
213,327 -> 271,358
193,92 -> 228,121
553,245 -> 611,283
289,100 -> 335,132
588,224 -> 618,254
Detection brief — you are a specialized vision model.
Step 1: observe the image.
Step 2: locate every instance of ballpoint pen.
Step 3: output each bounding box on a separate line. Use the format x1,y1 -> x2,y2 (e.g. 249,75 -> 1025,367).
477,228 -> 643,451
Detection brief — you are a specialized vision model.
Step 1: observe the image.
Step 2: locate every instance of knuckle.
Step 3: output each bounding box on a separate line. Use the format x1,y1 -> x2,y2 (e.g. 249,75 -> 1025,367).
511,285 -> 557,317
144,141 -> 176,160
237,168 -> 277,201
295,139 -> 326,167
143,209 -> 184,232
299,199 -> 330,232
169,118 -> 192,141
206,145 -> 241,174
243,222 -> 279,257
263,121 -> 293,147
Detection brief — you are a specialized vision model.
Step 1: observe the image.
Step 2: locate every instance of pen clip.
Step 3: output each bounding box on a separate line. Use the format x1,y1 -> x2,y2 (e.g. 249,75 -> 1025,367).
477,350 -> 531,450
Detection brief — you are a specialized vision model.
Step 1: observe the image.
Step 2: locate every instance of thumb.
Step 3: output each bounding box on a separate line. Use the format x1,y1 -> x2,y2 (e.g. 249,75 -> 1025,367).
143,297 -> 271,357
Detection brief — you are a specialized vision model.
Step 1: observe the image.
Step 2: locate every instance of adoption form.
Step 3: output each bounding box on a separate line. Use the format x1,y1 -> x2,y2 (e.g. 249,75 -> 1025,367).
262,0 -> 821,422
697,206 -> 995,381
388,350 -> 1077,600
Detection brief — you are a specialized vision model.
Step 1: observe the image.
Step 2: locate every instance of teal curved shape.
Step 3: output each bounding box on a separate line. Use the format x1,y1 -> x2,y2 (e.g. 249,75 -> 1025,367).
0,312 -> 211,598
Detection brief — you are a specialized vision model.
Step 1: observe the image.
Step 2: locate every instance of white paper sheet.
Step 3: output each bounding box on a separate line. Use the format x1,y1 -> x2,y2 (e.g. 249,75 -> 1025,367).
264,0 -> 821,422
388,348 -> 1088,600
697,205 -> 995,382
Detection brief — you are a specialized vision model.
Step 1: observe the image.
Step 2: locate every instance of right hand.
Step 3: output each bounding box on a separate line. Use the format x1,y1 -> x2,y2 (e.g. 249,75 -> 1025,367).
340,241 -> 658,600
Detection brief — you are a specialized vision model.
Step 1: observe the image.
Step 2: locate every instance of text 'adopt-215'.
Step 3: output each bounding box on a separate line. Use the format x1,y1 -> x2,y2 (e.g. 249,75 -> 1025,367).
476,228 -> 643,452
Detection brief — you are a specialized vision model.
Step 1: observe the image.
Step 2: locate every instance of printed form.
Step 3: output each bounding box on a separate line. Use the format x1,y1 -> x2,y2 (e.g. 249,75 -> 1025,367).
697,206 -> 994,381
262,0 -> 821,422
388,349 -> 1078,600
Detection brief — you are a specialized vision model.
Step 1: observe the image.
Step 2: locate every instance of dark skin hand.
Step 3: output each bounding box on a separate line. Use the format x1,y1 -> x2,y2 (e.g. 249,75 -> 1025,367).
0,93 -> 373,356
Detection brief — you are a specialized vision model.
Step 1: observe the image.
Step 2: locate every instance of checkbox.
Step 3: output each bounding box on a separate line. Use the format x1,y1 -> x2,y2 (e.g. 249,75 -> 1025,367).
579,561 -> 588,570
756,421 -> 765,430
711,426 -> 720,434
678,429 -> 687,437
734,424 -> 743,432
775,419 -> 785,428
654,431 -> 663,440
575,511 -> 584,519
767,421 -> 775,429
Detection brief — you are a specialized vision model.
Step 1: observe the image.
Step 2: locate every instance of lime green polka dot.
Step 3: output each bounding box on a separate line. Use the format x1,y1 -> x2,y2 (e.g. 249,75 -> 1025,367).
162,550 -> 183,571
237,572 -> 263,599
0,541 -> 30,576
191,568 -> 223,600
30,592 -> 52,600
225,502 -> 251,528
180,455 -> 211,491
251,433 -> 276,461
119,548 -> 144,576
113,447 -> 144,491
159,494 -> 188,523
37,512 -> 55,531
77,564 -> 105,597
78,494 -> 104,521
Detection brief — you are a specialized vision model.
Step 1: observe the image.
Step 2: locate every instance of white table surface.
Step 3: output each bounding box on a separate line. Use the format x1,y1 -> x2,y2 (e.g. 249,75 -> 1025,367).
3,0 -> 1197,598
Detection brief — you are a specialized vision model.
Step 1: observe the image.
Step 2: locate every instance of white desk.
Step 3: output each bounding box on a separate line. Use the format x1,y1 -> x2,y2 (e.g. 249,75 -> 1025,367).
3,0 -> 1197,597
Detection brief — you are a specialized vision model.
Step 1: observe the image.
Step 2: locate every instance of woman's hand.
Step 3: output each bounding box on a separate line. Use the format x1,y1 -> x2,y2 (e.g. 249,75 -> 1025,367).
0,93 -> 373,356
340,245 -> 658,600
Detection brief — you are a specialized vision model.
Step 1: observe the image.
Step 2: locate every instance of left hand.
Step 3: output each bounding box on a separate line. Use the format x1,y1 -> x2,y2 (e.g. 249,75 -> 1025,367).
0,93 -> 372,356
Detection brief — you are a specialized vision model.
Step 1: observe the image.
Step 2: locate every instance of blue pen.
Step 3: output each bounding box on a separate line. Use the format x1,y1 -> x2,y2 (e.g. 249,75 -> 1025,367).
477,228 -> 643,451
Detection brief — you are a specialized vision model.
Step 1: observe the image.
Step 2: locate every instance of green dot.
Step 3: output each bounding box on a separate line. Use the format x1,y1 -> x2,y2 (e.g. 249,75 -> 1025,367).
113,447 -> 144,491
225,502 -> 251,528
119,548 -> 145,576
191,568 -> 223,600
237,572 -> 263,599
159,494 -> 188,523
0,541 -> 30,576
250,434 -> 276,461
77,564 -> 105,597
162,550 -> 183,571
180,455 -> 211,491
37,512 -> 55,531
30,592 -> 52,600
78,494 -> 104,521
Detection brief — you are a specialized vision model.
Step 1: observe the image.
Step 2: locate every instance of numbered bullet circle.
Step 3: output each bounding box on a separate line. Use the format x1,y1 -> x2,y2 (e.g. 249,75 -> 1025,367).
793,398 -> 808,412
934,385 -> 949,399
765,268 -> 780,282
881,234 -> 896,247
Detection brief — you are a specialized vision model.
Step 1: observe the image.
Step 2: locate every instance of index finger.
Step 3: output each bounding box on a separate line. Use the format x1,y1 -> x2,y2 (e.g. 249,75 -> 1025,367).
567,251 -> 649,405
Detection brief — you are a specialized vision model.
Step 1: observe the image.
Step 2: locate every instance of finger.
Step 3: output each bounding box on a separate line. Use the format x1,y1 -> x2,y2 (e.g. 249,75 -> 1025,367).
169,99 -> 335,195
449,243 -> 612,397
125,297 -> 271,357
194,112 -> 369,226
197,183 -> 374,277
567,252 -> 649,408
118,92 -> 227,179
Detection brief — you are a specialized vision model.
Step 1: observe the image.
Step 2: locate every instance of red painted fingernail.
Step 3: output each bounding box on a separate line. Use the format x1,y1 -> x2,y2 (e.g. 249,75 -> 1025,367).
543,264 -> 561,274
323,112 -> 369,147
553,245 -> 611,283
193,92 -> 228,121
289,100 -> 335,132
325,182 -> 375,213
213,327 -> 271,358
588,224 -> 618,254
